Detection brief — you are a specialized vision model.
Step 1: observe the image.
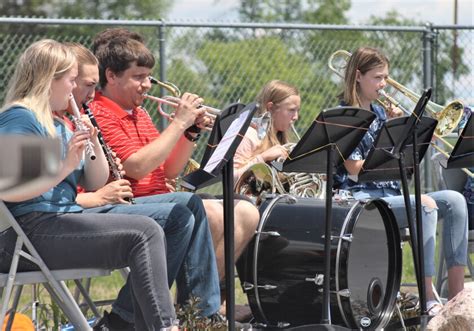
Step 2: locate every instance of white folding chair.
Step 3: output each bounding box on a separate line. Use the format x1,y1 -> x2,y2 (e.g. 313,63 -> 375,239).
0,201 -> 112,330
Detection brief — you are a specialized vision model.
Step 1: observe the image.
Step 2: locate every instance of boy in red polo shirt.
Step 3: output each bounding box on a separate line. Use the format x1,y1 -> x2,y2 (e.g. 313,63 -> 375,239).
89,33 -> 259,321
64,42 -> 224,330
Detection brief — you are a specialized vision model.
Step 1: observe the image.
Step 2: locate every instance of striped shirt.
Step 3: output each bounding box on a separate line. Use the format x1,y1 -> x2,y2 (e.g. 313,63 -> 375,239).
333,102 -> 400,192
89,92 -> 169,197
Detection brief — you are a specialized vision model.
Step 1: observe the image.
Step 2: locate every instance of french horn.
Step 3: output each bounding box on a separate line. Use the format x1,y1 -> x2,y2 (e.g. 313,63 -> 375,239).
235,143 -> 326,205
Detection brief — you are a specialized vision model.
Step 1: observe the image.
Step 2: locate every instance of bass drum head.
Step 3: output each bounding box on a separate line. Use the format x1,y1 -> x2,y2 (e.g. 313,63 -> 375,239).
236,197 -> 401,329
336,199 -> 402,329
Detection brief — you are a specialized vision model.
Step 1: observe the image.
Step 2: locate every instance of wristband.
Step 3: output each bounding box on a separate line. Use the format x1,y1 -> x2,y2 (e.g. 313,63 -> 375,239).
185,124 -> 201,134
184,130 -> 201,142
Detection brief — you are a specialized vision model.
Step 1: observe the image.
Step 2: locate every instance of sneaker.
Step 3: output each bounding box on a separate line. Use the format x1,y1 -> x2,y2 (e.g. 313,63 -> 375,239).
93,311 -> 135,331
426,301 -> 443,316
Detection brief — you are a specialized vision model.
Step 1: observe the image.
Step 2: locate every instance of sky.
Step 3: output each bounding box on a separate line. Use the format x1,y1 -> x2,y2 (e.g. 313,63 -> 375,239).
167,0 -> 473,25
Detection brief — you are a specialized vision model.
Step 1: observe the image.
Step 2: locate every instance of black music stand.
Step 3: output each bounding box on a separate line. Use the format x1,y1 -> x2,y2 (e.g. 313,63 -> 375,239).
440,113 -> 474,169
357,88 -> 436,329
181,102 -> 258,331
273,106 -> 376,329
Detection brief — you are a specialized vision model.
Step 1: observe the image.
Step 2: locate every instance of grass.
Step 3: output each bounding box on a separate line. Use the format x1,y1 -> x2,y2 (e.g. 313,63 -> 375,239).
8,241 -> 473,329
8,271 -> 249,329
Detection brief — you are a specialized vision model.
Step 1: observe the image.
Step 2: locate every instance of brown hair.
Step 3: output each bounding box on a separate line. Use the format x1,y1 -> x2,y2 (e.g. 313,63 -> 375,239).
341,47 -> 389,107
64,42 -> 98,76
255,80 -> 299,153
92,28 -> 145,54
95,37 -> 155,88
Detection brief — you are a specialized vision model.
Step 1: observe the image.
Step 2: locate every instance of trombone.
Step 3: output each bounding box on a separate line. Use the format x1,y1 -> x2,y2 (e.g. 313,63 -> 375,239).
328,49 -> 472,178
328,50 -> 464,137
430,135 -> 474,177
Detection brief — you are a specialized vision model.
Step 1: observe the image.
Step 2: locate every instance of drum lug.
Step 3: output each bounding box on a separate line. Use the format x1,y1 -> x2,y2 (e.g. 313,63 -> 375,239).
259,284 -> 278,290
339,234 -> 353,242
321,234 -> 353,242
255,230 -> 281,237
242,281 -> 254,291
242,281 -> 277,291
332,288 -> 351,297
305,274 -> 324,286
255,322 -> 290,329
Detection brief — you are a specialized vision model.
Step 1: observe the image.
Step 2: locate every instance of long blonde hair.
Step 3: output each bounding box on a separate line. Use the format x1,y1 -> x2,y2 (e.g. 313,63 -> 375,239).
341,47 -> 389,107
255,80 -> 299,153
1,39 -> 77,136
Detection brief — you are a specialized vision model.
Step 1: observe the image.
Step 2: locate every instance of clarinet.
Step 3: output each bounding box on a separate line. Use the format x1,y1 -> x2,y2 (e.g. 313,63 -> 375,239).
83,103 -> 136,204
69,94 -> 96,160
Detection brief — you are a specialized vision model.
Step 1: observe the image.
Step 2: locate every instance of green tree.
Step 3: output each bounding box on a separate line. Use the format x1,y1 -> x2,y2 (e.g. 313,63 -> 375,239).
0,0 -> 171,20
52,0 -> 172,20
238,0 -> 350,24
369,12 -> 469,106
0,0 -> 50,18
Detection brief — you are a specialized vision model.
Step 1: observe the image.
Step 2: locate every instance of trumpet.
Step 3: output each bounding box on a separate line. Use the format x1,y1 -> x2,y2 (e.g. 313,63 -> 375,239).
69,94 -> 96,160
328,49 -> 464,137
147,76 -> 221,130
144,93 -> 222,124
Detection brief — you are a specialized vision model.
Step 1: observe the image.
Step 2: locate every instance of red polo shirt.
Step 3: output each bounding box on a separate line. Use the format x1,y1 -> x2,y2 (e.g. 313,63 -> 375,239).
89,91 -> 169,197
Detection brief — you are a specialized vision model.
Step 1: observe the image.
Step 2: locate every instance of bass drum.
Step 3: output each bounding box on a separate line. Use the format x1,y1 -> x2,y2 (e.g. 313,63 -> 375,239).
236,196 -> 402,329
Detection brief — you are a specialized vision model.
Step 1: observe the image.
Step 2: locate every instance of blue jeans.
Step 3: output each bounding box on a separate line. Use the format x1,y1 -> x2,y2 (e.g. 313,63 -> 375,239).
0,211 -> 175,330
84,192 -> 220,321
352,188 -> 438,276
427,190 -> 468,269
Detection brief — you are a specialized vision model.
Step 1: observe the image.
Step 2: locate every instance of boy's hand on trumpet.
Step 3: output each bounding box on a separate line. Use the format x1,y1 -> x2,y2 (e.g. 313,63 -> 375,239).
173,92 -> 205,129
195,109 -> 214,130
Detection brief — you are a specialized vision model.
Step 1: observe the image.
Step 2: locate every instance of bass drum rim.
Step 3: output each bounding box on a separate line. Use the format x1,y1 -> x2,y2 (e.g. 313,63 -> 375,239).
335,199 -> 402,329
251,194 -> 296,326
248,196 -> 401,329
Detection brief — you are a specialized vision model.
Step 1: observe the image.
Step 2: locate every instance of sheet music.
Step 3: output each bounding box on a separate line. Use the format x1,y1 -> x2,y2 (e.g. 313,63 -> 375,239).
203,109 -> 250,173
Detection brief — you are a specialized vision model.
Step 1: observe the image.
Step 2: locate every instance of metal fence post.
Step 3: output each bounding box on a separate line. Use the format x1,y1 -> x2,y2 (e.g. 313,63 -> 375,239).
158,23 -> 167,131
422,22 -> 436,192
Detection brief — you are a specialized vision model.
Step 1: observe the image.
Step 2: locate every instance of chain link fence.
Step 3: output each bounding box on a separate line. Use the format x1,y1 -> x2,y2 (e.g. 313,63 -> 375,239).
0,18 -> 472,191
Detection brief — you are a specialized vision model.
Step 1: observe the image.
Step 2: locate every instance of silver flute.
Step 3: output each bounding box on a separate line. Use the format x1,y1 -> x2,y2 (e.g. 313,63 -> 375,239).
69,94 -> 96,160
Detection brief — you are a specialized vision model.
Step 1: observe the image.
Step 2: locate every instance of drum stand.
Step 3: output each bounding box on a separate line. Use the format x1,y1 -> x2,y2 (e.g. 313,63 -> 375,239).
357,88 -> 436,330
273,107 -> 376,329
